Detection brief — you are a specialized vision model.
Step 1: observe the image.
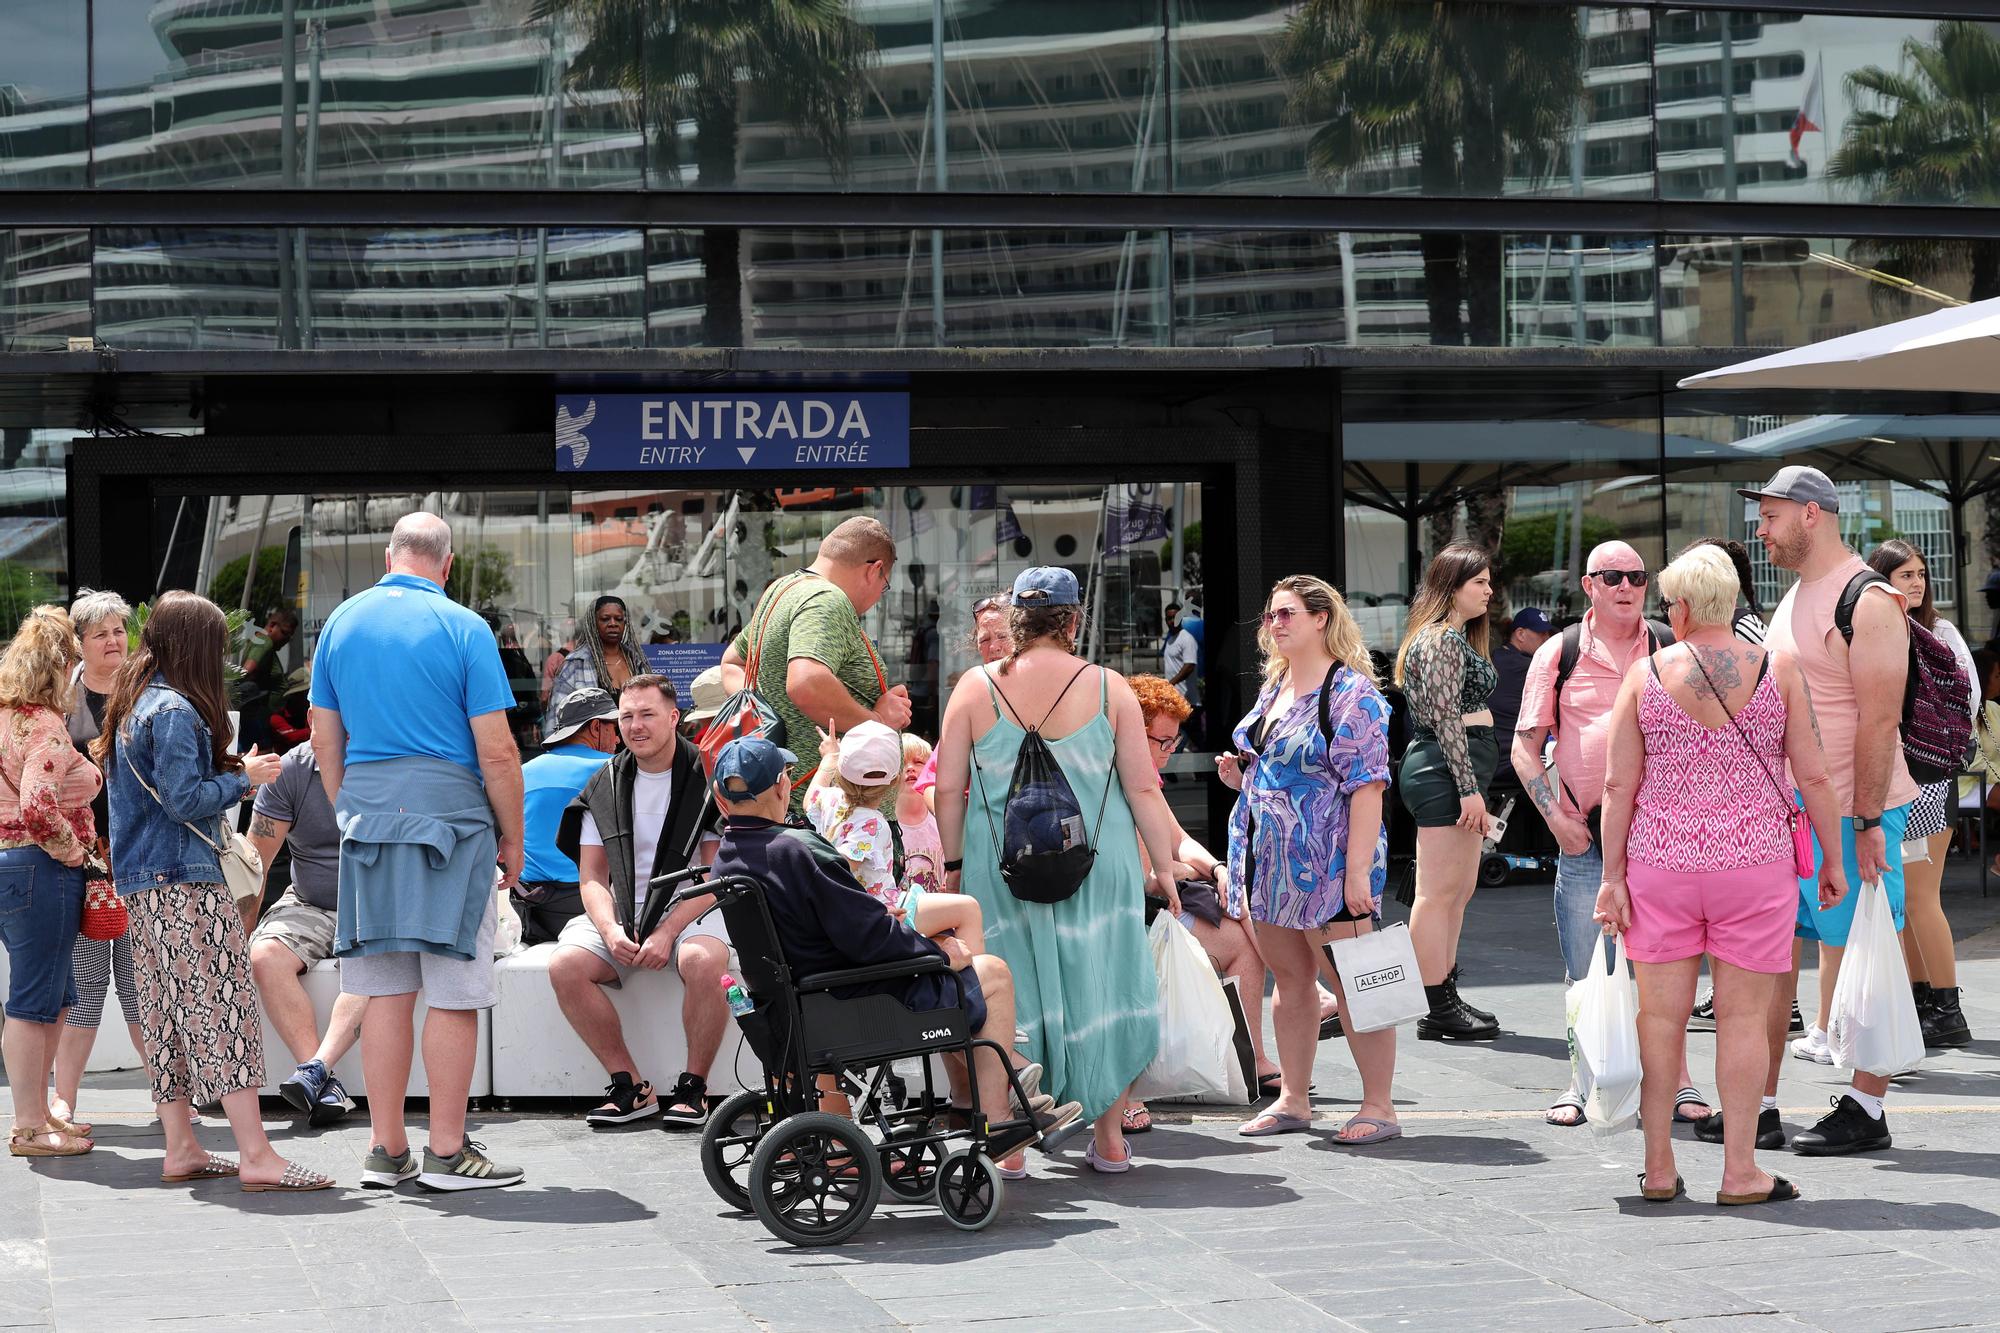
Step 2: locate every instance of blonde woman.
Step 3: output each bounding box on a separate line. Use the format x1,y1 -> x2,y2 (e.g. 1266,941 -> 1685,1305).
0,607 -> 100,1157
1219,577 -> 1395,1141
1395,543 -> 1502,1040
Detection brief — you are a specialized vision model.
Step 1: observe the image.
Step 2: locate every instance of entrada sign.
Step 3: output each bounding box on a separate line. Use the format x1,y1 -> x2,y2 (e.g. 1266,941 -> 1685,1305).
555,392 -> 910,472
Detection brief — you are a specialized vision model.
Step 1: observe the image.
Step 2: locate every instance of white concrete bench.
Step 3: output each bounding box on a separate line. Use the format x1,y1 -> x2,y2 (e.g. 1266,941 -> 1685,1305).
0,947 -> 144,1071
255,959 -> 492,1099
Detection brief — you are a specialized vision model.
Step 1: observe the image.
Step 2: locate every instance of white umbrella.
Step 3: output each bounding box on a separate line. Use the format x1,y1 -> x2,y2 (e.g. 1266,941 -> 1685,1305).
1677,296 -> 2000,394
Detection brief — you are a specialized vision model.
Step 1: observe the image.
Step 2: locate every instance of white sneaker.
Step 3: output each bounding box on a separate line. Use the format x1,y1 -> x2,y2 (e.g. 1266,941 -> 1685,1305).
1790,1026 -> 1834,1064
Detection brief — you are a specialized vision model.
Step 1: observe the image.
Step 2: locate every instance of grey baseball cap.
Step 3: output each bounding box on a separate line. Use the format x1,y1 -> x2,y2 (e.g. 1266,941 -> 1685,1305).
1737,465 -> 1839,512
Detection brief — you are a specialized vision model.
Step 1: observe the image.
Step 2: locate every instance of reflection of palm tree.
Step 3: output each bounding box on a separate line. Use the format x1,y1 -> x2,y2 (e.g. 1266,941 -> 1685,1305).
1830,21 -> 2000,304
531,0 -> 874,344
1277,0 -> 1585,345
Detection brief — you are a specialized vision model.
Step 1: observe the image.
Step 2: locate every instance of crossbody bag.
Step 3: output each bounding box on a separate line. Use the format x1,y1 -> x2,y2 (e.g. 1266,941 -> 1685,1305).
122,746 -> 265,908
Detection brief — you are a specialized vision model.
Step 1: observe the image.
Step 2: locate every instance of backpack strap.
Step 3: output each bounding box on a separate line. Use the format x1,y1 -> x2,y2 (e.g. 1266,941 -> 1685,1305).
1550,622 -> 1584,735
1316,662 -> 1338,745
1833,568 -> 1888,644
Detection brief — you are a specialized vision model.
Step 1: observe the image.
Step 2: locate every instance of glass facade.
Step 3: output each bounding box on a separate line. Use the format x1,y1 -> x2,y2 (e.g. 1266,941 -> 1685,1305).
0,3 -> 1981,214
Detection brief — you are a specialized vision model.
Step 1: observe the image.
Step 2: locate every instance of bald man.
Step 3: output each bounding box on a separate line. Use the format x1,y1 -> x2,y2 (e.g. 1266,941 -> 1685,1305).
1512,542 -> 1709,1127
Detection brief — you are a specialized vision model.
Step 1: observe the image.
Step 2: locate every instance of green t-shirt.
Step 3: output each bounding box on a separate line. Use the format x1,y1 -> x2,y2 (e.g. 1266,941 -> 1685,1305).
731,572 -> 887,813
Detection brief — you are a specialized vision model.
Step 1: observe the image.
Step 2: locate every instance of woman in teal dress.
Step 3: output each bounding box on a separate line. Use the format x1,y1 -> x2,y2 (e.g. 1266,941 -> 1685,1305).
935,567 -> 1183,1175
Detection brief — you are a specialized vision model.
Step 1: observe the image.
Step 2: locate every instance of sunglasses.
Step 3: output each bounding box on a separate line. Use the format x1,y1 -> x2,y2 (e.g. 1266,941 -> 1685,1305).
1261,607 -> 1303,626
1587,569 -> 1648,588
972,595 -> 1008,614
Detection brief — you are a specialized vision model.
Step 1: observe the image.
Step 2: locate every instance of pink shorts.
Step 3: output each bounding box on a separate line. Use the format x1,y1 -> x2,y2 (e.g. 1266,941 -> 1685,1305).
1625,857 -> 1796,974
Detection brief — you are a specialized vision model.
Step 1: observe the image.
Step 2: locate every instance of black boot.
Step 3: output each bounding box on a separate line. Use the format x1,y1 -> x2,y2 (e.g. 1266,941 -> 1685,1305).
1693,1105 -> 1785,1150
1446,965 -> 1496,1024
1926,986 -> 1972,1048
1418,981 -> 1499,1042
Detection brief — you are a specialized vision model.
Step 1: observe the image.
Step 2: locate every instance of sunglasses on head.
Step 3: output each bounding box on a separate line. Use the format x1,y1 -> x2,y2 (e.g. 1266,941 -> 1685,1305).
1588,569 -> 1648,588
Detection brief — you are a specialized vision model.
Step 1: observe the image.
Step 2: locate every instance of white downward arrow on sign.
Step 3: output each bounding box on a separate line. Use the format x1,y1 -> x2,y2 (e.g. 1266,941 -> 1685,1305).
737,446 -> 758,464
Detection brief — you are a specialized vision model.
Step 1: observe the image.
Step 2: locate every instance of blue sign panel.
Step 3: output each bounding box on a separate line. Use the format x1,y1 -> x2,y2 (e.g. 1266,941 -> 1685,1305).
642,643 -> 727,701
556,392 -> 910,472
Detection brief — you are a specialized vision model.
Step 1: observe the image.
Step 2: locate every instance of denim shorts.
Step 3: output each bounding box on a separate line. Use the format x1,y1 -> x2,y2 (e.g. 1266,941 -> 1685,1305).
0,845 -> 84,1023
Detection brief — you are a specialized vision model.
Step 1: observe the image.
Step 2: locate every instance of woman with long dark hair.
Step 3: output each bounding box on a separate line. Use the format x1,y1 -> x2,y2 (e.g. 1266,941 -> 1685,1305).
99,591 -> 331,1190
1866,539 -> 1977,1047
1395,542 -> 1502,1039
548,595 -> 648,708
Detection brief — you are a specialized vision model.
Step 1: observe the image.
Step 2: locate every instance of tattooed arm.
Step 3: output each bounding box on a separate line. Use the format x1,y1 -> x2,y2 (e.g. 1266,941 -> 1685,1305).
1509,651 -> 1594,856
246,811 -> 292,894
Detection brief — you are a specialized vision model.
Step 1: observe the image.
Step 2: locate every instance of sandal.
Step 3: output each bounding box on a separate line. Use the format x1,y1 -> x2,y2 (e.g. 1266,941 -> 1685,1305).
1639,1171 -> 1686,1203
241,1161 -> 335,1193
1546,1094 -> 1586,1128
161,1152 -> 240,1183
1673,1087 -> 1713,1123
1717,1175 -> 1800,1207
47,1100 -> 91,1138
9,1122 -> 90,1158
1121,1104 -> 1152,1134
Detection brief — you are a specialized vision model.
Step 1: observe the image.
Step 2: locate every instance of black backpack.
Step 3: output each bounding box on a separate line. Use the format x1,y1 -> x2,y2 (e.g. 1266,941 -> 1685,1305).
973,664 -> 1115,905
1833,570 -> 1973,784
1549,618 -> 1675,735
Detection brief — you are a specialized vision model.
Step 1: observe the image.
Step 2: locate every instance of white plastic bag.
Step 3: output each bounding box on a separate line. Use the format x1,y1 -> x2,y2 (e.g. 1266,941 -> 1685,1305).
492,872 -> 525,959
1131,913 -> 1237,1102
1325,923 -> 1427,1032
1826,879 -> 1925,1077
1567,934 -> 1641,1136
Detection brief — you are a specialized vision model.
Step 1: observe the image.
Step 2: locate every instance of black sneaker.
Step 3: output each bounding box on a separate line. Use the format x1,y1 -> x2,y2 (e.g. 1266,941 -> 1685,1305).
1688,992 -> 1716,1031
307,1073 -> 355,1129
1693,1106 -> 1784,1150
1789,1000 -> 1805,1034
584,1072 -> 660,1127
1791,1095 -> 1891,1156
1925,988 -> 1972,1048
658,1072 -> 710,1129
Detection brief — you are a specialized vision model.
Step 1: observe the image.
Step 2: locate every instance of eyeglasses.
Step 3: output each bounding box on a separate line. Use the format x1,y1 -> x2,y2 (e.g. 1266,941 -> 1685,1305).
1587,569 -> 1648,588
1260,607 -> 1299,626
1147,732 -> 1182,754
972,595 -> 1008,614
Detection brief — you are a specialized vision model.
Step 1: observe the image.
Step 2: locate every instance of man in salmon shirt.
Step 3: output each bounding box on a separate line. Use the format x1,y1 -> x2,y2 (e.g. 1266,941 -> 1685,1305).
1741,465 -> 1911,1156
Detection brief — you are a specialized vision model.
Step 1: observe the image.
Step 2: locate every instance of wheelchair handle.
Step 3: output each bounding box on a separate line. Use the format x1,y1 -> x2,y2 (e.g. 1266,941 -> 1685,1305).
649,863 -> 711,909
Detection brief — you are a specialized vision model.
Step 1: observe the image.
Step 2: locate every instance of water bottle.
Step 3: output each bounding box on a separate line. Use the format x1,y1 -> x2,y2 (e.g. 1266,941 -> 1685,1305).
720,973 -> 755,1018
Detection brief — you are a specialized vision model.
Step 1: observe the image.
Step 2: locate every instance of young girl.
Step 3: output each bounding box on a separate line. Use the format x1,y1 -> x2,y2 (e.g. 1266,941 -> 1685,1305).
807,719 -> 983,954
897,734 -> 945,897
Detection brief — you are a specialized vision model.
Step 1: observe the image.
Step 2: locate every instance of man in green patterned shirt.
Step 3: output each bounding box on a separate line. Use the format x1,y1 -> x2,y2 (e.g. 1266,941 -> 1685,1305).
723,517 -> 911,816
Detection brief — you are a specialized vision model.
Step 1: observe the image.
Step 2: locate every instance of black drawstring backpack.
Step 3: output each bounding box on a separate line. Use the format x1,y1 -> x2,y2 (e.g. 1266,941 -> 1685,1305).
973,663 -> 1115,905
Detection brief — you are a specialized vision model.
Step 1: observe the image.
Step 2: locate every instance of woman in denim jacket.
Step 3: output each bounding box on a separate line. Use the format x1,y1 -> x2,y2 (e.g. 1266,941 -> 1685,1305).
98,591 -> 331,1192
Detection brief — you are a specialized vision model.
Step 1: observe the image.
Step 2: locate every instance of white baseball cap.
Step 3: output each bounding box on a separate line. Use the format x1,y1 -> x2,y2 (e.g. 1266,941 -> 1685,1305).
838,720 -> 904,785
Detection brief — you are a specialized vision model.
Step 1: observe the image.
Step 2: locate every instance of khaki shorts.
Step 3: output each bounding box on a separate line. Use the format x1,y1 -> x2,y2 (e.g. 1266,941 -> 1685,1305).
248,889 -> 337,969
554,907 -> 733,987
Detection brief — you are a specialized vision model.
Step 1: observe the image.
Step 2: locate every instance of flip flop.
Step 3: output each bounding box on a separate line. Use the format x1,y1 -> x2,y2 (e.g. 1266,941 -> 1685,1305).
1546,1095 -> 1586,1128
240,1161 -> 335,1193
1237,1111 -> 1312,1137
1121,1104 -> 1152,1134
1717,1175 -> 1801,1207
1319,1013 -> 1344,1041
1673,1087 -> 1713,1123
161,1152 -> 239,1184
1333,1115 -> 1402,1146
1639,1171 -> 1687,1203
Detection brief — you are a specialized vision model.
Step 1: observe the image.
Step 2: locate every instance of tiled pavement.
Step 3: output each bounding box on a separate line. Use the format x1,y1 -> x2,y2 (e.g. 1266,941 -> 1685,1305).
5,871 -> 2000,1331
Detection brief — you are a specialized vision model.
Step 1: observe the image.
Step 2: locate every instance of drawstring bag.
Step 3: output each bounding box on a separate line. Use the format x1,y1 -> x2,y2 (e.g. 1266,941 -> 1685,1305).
972,664 -> 1114,905
80,863 -> 126,941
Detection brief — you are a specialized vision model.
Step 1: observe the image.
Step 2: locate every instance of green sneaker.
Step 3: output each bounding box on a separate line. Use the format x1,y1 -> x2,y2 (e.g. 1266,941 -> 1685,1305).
360,1145 -> 419,1190
416,1139 -> 523,1192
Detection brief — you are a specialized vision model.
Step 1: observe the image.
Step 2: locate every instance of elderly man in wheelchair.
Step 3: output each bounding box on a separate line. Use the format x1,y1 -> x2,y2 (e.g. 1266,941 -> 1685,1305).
681,736 -> 1082,1245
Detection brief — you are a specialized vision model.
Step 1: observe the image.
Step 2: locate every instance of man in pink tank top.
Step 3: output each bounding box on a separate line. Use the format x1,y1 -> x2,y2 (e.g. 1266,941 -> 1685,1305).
1748,465 -> 1915,1157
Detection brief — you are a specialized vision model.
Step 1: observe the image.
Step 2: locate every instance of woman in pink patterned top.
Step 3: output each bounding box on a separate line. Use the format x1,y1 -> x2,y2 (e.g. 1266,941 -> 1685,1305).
1596,545 -> 1847,1207
0,606 -> 100,1159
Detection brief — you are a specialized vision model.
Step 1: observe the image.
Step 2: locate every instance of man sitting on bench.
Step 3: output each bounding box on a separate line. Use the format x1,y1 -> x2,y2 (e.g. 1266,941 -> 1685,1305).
707,736 -> 1081,1171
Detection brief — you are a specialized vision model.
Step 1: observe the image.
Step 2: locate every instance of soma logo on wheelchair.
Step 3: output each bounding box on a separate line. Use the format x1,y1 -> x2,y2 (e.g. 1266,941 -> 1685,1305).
1353,964 -> 1405,993
921,1026 -> 958,1041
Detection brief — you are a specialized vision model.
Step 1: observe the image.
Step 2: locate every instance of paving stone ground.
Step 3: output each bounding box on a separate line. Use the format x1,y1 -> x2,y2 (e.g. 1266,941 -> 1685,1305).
6,866 -> 2000,1331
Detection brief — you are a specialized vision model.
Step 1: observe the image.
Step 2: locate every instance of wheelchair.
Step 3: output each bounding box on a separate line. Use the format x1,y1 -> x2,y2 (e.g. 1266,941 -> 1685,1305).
656,867 -> 1044,1247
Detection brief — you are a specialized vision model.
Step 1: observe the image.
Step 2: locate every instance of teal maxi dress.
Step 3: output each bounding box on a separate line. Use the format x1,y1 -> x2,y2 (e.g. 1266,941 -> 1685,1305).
962,667 -> 1159,1121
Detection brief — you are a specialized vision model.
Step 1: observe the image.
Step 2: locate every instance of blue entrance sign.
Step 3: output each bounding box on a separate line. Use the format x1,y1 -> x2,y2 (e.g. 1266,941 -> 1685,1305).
642,642 -> 727,701
556,392 -> 910,472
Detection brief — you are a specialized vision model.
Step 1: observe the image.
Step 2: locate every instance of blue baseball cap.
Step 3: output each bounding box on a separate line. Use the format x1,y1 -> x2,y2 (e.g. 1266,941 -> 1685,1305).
713,736 -> 799,800
1012,566 -> 1080,607
1511,607 -> 1552,635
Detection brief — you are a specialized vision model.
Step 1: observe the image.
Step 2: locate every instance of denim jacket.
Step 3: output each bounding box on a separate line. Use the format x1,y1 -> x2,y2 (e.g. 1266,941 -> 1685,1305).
105,678 -> 250,896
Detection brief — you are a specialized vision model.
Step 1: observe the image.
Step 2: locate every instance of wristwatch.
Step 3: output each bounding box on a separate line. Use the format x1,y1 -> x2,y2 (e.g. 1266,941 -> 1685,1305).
943,858 -> 963,872
1854,814 -> 1884,831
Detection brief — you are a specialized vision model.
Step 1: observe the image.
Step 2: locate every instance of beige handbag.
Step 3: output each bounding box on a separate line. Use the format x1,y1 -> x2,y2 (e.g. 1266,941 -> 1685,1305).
123,750 -> 265,907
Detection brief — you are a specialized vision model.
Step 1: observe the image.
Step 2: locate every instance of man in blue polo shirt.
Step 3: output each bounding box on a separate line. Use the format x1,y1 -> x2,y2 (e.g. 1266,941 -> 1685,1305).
514,688 -> 619,944
310,511 -> 526,1193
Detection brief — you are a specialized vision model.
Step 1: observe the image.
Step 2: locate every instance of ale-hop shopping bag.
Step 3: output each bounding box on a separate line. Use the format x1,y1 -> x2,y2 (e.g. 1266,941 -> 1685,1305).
1827,879 -> 1926,1078
1323,923 -> 1427,1032
1567,935 -> 1641,1136
1131,914 -> 1238,1102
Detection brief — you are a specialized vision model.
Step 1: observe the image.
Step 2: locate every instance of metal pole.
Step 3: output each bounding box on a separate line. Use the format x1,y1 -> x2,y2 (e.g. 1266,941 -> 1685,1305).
1568,7 -> 1587,344
1720,17 -> 1746,345
193,496 -> 224,598
241,494 -> 275,614
155,498 -> 188,596
278,0 -> 299,348
295,20 -> 322,350
1337,231 -> 1358,345
930,0 -> 946,346
538,26 -> 564,348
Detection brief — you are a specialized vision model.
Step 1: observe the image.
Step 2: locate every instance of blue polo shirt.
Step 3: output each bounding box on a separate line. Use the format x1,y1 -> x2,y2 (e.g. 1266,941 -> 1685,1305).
521,743 -> 612,883
309,572 -> 514,773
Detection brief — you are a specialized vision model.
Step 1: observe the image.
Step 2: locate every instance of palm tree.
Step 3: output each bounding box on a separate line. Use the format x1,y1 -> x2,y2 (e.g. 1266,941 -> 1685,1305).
1830,20 -> 2000,306
531,0 -> 875,345
1277,0 -> 1586,346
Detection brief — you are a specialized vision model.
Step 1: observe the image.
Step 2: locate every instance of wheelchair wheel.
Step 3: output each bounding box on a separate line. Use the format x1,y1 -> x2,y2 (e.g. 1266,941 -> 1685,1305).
700,1089 -> 773,1211
879,1125 -> 946,1203
934,1148 -> 1004,1232
749,1112 -> 881,1247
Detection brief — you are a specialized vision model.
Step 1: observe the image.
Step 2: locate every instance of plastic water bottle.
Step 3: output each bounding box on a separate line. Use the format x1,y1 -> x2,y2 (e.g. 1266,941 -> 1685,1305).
721,973 -> 754,1017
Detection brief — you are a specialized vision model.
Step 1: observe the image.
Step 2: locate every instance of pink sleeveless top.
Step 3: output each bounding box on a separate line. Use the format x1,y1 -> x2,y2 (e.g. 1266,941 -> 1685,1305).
1628,659 -> 1792,873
